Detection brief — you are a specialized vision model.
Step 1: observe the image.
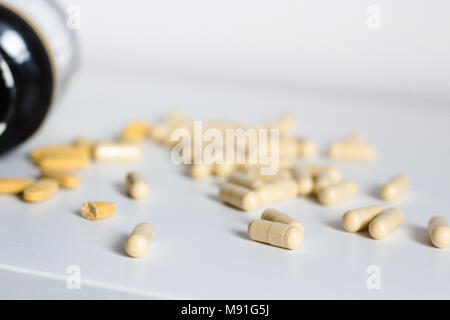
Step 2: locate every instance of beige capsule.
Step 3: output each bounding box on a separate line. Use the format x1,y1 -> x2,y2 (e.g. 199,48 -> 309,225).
219,182 -> 260,212
368,208 -> 404,240
38,154 -> 90,171
314,171 -> 341,194
126,172 -> 149,199
317,180 -> 358,206
428,216 -> 450,249
30,145 -> 90,163
22,179 -> 59,203
292,164 -> 341,181
212,163 -> 236,177
297,138 -> 317,158
81,202 -> 116,220
125,222 -> 154,258
72,137 -> 92,158
0,178 -> 34,194
93,141 -> 142,162
328,141 -> 375,161
190,163 -> 212,180
40,170 -> 80,189
248,219 -> 303,250
291,168 -> 314,196
261,208 -> 304,231
256,179 -> 299,205
345,132 -> 366,144
342,205 -> 384,232
227,171 -> 264,190
380,174 -> 410,201
121,121 -> 152,142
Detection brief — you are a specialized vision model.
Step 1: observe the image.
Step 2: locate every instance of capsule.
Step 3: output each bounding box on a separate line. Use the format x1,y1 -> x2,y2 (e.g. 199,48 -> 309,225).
261,208 -> 304,231
93,141 -> 142,162
72,138 -> 92,158
328,141 -> 375,161
256,179 -> 299,205
81,202 -> 116,220
342,205 -> 384,232
428,216 -> 450,249
297,138 -> 317,158
291,168 -> 314,196
345,132 -> 366,144
125,222 -> 154,258
380,174 -> 410,201
368,208 -> 404,240
190,163 -> 211,180
40,170 -> 80,189
314,171 -> 341,194
22,179 -> 59,203
316,180 -> 358,206
227,171 -> 264,190
121,121 -> 152,142
30,145 -> 90,163
0,178 -> 34,194
219,182 -> 260,212
38,154 -> 90,170
211,163 -> 236,177
126,172 -> 149,199
291,164 -> 341,181
248,219 -> 303,250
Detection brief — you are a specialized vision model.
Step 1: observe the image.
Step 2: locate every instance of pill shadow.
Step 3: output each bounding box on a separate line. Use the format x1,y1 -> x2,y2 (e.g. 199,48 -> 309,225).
368,185 -> 382,200
409,225 -> 431,247
112,233 -> 129,257
115,182 -> 129,198
232,229 -> 250,242
323,218 -> 345,233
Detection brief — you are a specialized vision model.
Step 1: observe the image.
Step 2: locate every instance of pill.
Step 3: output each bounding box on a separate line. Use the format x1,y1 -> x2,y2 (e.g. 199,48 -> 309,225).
121,121 -> 152,142
81,202 -> 116,220
262,114 -> 296,137
328,141 -> 375,161
212,163 -> 236,177
345,132 -> 366,144
125,222 -> 154,258
291,164 -> 341,181
244,167 -> 292,183
314,171 -> 341,194
342,205 -> 384,232
428,216 -> 450,249
316,180 -> 358,206
126,172 -> 149,199
0,178 -> 34,194
380,174 -> 410,201
261,208 -> 304,231
248,219 -> 303,250
256,179 -> 299,205
72,138 -> 92,158
368,208 -> 404,240
40,169 -> 80,189
227,171 -> 264,190
291,168 -> 313,196
38,154 -> 90,170
30,145 -> 90,163
219,182 -> 260,212
190,163 -> 211,180
297,138 -> 317,158
93,141 -> 142,162
22,179 -> 59,202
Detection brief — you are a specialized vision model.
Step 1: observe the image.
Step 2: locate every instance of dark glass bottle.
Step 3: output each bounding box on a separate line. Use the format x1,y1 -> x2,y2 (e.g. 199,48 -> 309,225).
0,0 -> 78,154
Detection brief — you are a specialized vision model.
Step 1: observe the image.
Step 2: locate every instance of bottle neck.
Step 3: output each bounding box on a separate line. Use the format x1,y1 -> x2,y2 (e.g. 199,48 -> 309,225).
0,51 -> 15,136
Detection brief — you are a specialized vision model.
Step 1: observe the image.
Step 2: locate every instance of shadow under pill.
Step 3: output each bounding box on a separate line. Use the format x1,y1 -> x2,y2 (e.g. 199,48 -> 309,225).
232,229 -> 250,242
112,233 -> 129,257
115,182 -> 128,197
408,225 -> 431,247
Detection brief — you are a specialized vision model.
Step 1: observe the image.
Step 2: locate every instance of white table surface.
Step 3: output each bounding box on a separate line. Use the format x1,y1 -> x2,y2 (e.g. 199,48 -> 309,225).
0,69 -> 449,299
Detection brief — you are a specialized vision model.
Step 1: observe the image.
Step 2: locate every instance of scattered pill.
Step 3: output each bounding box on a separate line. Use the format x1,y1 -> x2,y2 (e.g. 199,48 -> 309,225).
316,180 -> 358,206
248,219 -> 303,250
0,178 -> 34,194
22,179 -> 59,203
291,164 -> 341,181
121,121 -> 152,142
261,208 -> 304,231
342,205 -> 384,232
227,171 -> 264,190
256,179 -> 299,205
81,202 -> 116,220
38,154 -> 90,170
219,182 -> 260,212
93,141 -> 142,162
30,145 -> 90,163
126,172 -> 149,199
368,208 -> 404,240
328,141 -> 375,161
40,169 -> 80,189
314,171 -> 341,194
291,168 -> 314,196
380,174 -> 410,201
345,132 -> 366,144
428,216 -> 450,249
297,138 -> 317,158
125,222 -> 154,258
212,163 -> 236,177
190,163 -> 211,180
